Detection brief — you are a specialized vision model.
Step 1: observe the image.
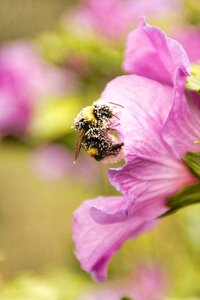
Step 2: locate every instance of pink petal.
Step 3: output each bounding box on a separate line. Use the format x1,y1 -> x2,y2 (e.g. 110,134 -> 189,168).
90,193 -> 169,226
0,42 -> 70,136
162,68 -> 200,158
124,18 -> 190,85
100,75 -> 195,200
101,74 -> 173,140
90,200 -> 134,224
73,196 -> 158,281
0,42 -> 68,99
173,26 -> 200,63
82,0 -> 133,40
130,264 -> 167,300
0,88 -> 30,136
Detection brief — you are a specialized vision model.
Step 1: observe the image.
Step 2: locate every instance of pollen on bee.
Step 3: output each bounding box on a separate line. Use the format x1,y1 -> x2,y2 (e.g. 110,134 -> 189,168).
86,148 -> 99,157
82,106 -> 97,125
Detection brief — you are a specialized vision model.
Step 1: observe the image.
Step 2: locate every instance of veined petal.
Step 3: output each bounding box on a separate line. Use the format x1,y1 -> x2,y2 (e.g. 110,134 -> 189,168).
101,74 -> 173,138
90,198 -> 135,224
100,74 -> 196,200
108,149 -> 194,203
124,17 -> 190,85
162,68 -> 200,158
90,195 -> 168,225
108,131 -> 195,203
73,196 -> 158,281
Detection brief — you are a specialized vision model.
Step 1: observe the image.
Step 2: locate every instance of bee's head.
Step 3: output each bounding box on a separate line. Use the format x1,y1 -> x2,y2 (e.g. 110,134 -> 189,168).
93,103 -> 113,121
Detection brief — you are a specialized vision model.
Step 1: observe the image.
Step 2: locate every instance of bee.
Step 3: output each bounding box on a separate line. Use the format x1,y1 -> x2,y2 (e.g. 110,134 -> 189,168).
72,102 -> 123,162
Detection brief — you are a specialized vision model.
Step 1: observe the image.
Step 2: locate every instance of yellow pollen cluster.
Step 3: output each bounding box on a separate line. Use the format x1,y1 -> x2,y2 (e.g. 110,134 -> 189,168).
86,148 -> 99,157
82,106 -> 97,125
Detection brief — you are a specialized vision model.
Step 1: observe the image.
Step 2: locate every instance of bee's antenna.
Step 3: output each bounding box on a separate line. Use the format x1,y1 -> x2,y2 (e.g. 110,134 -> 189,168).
108,101 -> 124,108
112,114 -> 120,120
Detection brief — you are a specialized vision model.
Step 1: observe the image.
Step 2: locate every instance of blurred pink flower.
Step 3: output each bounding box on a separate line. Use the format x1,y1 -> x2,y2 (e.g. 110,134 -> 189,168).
33,144 -> 100,182
172,26 -> 200,63
73,19 -> 199,281
80,264 -> 166,300
0,42 -> 72,137
81,287 -> 121,300
64,0 -> 181,41
79,0 -> 133,40
128,0 -> 180,18
130,265 -> 166,300
33,144 -> 72,180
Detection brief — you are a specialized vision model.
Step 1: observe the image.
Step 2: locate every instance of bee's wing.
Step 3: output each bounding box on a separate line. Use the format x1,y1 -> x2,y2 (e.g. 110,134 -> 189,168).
74,129 -> 85,163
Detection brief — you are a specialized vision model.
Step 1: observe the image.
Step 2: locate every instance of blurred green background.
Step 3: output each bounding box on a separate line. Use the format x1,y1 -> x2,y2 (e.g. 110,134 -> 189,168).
0,0 -> 200,299
0,0 -> 75,41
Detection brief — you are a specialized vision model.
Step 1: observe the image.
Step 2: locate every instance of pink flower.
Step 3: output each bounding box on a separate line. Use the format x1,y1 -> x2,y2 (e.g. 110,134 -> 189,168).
73,19 -> 199,281
80,264 -> 166,300
80,0 -> 133,40
65,0 -> 180,41
172,26 -> 200,63
63,0 -> 132,41
32,144 -> 100,182
0,42 -> 68,137
32,144 -> 73,180
130,265 -> 166,300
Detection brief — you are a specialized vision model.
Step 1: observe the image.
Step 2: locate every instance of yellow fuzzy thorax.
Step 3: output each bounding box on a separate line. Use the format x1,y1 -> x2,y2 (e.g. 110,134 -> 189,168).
86,148 -> 99,157
82,106 -> 97,125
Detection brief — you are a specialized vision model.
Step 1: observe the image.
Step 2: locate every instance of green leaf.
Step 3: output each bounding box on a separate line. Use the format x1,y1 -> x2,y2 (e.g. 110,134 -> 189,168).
120,297 -> 133,300
183,152 -> 200,179
167,183 -> 200,212
37,30 -> 122,73
186,64 -> 200,94
161,151 -> 200,217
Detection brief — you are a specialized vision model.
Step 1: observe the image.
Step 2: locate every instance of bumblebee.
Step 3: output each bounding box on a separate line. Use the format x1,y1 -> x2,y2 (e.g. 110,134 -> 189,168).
73,102 -> 123,162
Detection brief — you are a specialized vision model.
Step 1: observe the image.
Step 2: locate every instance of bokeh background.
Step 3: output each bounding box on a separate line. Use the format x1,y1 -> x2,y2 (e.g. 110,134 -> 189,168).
0,0 -> 200,299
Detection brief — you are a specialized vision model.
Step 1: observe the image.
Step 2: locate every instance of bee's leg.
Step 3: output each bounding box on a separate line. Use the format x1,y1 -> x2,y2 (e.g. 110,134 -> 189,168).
107,142 -> 124,156
108,123 -> 120,129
